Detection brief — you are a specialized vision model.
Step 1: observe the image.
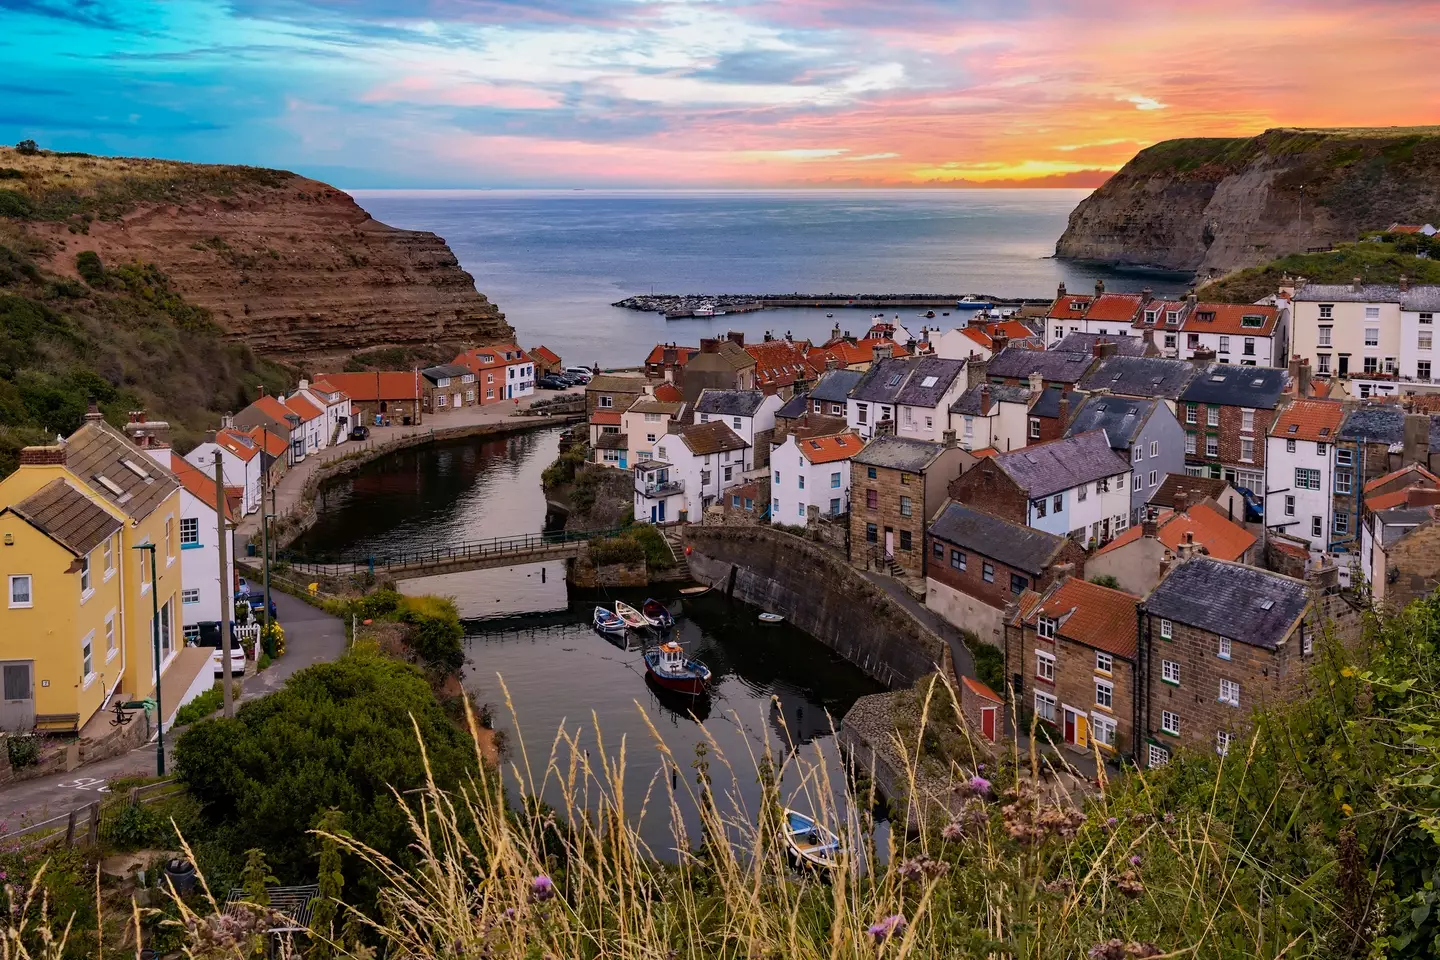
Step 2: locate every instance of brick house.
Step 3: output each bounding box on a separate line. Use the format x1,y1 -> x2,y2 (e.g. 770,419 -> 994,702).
1177,363 -> 1288,492
1333,407 -> 1438,554
531,345 -> 563,378
1085,496 -> 1257,595
1005,577 -> 1140,758
848,436 -> 965,578
682,335 -> 757,403
420,363 -> 479,413
644,343 -> 699,381
1025,385 -> 1081,446
1359,495 -> 1440,610
1138,557 -> 1356,768
958,676 -> 1005,747
312,372 -> 424,427
451,347 -> 511,404
925,500 -> 1086,648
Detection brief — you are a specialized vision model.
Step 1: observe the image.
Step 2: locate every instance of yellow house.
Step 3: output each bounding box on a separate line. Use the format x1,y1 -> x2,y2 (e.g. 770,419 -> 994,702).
0,409 -> 186,732
0,479 -> 123,731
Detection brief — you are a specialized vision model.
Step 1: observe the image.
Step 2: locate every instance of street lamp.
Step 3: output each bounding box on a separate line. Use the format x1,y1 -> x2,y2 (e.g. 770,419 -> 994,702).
132,543 -> 165,776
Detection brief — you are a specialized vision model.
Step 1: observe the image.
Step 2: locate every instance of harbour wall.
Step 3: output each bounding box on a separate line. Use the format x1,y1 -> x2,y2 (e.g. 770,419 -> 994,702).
684,526 -> 948,688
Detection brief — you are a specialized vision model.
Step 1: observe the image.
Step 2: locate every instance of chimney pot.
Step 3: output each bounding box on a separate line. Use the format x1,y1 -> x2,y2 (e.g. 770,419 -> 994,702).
1174,490 -> 1188,515
1353,276 -> 1363,292
1057,281 -> 1067,299
83,397 -> 103,422
1400,275 -> 1410,292
1095,279 -> 1104,298
979,384 -> 992,415
1141,515 -> 1158,538
1058,393 -> 1070,424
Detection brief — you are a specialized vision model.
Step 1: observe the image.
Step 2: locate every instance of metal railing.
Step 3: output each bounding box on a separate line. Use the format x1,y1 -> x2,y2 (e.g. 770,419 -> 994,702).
1,779 -> 182,853
638,480 -> 684,497
279,526 -> 630,574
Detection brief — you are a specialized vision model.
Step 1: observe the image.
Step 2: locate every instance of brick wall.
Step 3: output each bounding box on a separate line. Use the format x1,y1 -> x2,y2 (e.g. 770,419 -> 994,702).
947,461 -> 1028,524
18,446 -> 67,466
1006,621 -> 1137,756
1030,413 -> 1066,445
849,463 -> 930,577
926,532 -> 1084,612
1379,523 -> 1440,612
958,681 -> 1004,750
1181,403 -> 1274,475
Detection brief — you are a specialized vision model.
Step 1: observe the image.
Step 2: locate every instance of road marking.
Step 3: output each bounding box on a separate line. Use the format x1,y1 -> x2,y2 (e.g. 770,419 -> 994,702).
57,778 -> 110,793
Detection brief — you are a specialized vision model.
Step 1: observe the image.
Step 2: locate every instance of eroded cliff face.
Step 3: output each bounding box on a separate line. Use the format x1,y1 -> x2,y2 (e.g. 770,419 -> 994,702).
1055,128 -> 1440,275
3,151 -> 512,363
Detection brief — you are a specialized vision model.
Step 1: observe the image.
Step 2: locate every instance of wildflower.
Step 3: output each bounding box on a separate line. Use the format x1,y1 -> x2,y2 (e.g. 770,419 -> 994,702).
530,875 -> 555,903
1341,803 -> 1353,816
1043,877 -> 1074,894
503,907 -> 516,921
968,775 -> 992,797
941,821 -> 964,842
1340,666 -> 1355,677
1128,855 -> 1141,867
867,914 -> 906,944
1115,869 -> 1144,898
1104,817 -> 1118,830
1162,812 -> 1175,824
1088,941 -> 1160,960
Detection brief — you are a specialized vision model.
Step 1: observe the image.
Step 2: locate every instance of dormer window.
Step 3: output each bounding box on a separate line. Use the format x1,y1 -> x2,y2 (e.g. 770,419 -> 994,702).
1166,312 -> 1179,325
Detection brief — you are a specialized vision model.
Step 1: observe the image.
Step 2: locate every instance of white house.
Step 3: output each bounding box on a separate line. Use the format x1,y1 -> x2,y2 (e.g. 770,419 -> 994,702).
295,379 -> 353,446
633,460 -> 686,525
694,389 -> 782,450
185,423 -> 263,516
655,421 -> 751,518
279,392 -> 326,461
847,356 -> 968,442
1290,281 -> 1440,396
623,396 -> 687,466
165,454 -> 235,636
1042,284 -> 1146,344
947,383 -> 1033,453
770,431 -> 865,522
499,345 -> 535,400
1175,303 -> 1284,367
967,431 -> 1132,545
1263,399 -> 1346,556
933,319 -> 1042,363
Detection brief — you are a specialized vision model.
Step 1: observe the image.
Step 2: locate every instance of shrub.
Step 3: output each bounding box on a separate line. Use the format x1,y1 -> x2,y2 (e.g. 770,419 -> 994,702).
108,801 -> 164,849
354,588 -> 403,620
966,636 -> 1006,694
173,682 -> 241,726
74,250 -> 105,286
260,620 -> 285,658
399,594 -> 464,673
1088,574 -> 1121,589
256,652 -> 272,671
588,534 -> 644,566
14,140 -> 38,155
6,734 -> 39,768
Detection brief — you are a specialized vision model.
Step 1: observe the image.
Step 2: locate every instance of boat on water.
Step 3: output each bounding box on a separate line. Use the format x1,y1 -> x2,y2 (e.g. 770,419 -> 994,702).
642,598 -> 674,628
784,809 -> 842,869
758,612 -> 785,624
826,313 -> 834,318
644,641 -> 712,694
615,601 -> 649,630
921,310 -> 936,319
678,585 -> 712,596
593,606 -> 627,635
693,303 -> 717,317
956,296 -> 994,310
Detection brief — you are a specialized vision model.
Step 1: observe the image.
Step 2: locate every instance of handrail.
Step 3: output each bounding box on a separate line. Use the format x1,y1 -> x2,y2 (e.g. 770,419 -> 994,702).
278,526 -> 633,573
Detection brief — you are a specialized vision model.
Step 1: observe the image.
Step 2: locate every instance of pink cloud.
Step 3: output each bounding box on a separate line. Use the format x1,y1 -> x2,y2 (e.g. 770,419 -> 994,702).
362,75 -> 561,111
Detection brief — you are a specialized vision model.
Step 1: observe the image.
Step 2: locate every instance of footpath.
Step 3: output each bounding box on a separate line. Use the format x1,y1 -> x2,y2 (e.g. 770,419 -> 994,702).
0,592 -> 345,830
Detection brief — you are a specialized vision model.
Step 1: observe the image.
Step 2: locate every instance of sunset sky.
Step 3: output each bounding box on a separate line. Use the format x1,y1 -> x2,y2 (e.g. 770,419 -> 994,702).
3,0 -> 1437,188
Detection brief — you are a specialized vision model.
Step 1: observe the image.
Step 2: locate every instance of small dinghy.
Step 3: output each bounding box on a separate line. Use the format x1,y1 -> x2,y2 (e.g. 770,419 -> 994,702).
593,606 -> 626,635
678,585 -> 712,596
784,809 -> 842,869
614,601 -> 648,630
641,598 -> 674,628
644,641 -> 712,694
758,612 -> 785,624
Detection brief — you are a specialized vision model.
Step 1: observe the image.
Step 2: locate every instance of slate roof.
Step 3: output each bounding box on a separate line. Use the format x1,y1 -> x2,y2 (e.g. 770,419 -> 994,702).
6,478 -> 122,557
1063,396 -> 1157,449
852,435 -> 944,472
986,345 -> 1094,384
1375,507 -> 1436,546
850,356 -> 966,407
1053,332 -> 1154,357
679,420 -> 748,455
1028,386 -> 1082,420
593,431 -> 627,450
810,369 -> 864,404
587,374 -> 650,394
1144,557 -> 1309,651
950,382 -> 1031,416
1179,363 -> 1288,409
928,501 -> 1071,575
695,389 -> 767,417
776,393 -> 810,419
1269,399 -> 1345,442
991,430 -> 1131,498
1295,282 -> 1440,311
1339,404 -> 1405,444
1030,578 -> 1139,659
65,419 -> 180,520
1078,356 -> 1198,400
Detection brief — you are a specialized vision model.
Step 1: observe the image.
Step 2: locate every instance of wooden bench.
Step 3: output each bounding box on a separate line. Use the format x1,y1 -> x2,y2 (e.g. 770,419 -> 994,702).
34,713 -> 80,735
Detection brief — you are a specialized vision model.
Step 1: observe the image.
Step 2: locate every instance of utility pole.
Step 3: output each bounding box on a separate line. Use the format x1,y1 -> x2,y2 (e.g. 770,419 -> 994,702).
260,462 -> 273,634
214,455 -> 234,718
133,544 -> 164,776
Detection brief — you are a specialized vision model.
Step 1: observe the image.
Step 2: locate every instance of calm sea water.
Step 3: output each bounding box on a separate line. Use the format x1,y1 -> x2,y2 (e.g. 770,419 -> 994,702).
348,189 -> 1191,368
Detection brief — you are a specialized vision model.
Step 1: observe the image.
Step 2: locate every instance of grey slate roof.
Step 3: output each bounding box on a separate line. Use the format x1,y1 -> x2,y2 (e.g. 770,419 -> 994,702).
850,357 -> 966,407
1029,386 -> 1083,420
66,419 -> 180,520
1339,404 -> 1405,444
420,363 -> 471,382
928,502 -> 1069,575
950,383 -> 1031,416
986,345 -> 1094,384
1144,557 -> 1309,651
1053,332 -> 1154,357
1064,396 -> 1156,449
679,420 -> 748,455
1295,282 -> 1440,311
776,393 -> 810,419
992,430 -> 1131,498
695,389 -> 766,417
1377,508 -> 1434,546
1178,363 -> 1288,409
6,478 -> 122,557
852,435 -> 944,472
1078,356 -> 1198,400
810,369 -> 864,404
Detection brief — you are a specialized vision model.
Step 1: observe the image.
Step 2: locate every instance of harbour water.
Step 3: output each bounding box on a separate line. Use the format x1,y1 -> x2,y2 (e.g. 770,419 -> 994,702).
349,188 -> 1193,368
288,426 -> 888,854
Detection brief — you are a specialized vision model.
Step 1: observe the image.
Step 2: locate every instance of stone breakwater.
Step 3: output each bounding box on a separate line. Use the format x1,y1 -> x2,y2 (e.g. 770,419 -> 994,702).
614,293 -> 1050,315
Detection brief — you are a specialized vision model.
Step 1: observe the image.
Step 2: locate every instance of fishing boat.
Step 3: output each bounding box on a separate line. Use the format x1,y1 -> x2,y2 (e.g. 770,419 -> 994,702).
784,809 -> 842,869
643,641 -> 712,694
758,612 -> 785,624
593,606 -> 627,635
922,310 -> 936,319
955,296 -> 994,310
615,601 -> 649,630
693,303 -> 716,317
826,312 -> 834,318
641,598 -> 674,628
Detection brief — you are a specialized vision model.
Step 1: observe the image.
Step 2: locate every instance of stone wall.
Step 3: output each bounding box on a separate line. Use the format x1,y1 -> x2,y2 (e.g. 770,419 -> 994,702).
568,544 -> 649,588
685,525 -> 947,687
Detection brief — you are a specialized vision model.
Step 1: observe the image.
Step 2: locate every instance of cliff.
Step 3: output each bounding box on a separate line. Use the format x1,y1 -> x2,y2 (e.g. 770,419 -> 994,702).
0,147 -> 513,363
1055,127 -> 1440,275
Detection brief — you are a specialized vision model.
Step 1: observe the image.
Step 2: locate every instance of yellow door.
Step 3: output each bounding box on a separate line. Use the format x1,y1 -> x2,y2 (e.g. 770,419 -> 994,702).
1075,713 -> 1088,749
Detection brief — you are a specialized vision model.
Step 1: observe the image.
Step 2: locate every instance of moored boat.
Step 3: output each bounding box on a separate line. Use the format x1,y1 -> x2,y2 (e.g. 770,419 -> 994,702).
758,612 -> 785,624
678,585 -> 712,596
641,598 -> 674,628
784,809 -> 842,869
615,601 -> 648,629
643,641 -> 712,694
956,296 -> 994,310
593,606 -> 627,635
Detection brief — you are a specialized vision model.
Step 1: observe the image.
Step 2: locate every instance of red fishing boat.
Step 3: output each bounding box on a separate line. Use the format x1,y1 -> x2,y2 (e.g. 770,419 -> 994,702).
643,641 -> 712,695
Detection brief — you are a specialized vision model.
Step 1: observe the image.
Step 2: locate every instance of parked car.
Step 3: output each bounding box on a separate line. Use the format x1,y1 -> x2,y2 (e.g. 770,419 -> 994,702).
236,577 -> 251,599
247,594 -> 279,620
537,375 -> 569,390
193,621 -> 249,678
350,424 -> 370,441
564,367 -> 593,383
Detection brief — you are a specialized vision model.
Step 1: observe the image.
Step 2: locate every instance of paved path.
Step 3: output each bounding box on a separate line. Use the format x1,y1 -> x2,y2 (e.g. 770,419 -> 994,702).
0,592 -> 347,828
862,571 -> 977,683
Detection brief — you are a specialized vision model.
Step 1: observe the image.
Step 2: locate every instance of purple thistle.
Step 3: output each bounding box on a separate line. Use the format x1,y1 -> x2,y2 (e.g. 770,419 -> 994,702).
969,775 -> 992,796
941,821 -> 963,842
1104,817 -> 1118,830
1129,855 -> 1142,866
530,875 -> 555,903
867,914 -> 906,944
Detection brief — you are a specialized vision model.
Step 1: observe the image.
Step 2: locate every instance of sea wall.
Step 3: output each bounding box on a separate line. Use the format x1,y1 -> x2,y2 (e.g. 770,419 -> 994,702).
684,526 -> 946,688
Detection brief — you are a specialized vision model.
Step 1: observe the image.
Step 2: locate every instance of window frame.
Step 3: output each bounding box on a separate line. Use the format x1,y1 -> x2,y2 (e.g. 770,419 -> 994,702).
1034,691 -> 1057,724
1219,678 -> 1241,707
1162,659 -> 1180,685
1035,650 -> 1056,683
8,574 -> 32,609
1095,678 -> 1114,710
1161,710 -> 1181,736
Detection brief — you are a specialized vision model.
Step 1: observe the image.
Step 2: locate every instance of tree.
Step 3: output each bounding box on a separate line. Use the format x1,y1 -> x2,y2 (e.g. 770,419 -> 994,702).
14,140 -> 38,156
1089,574 -> 1121,589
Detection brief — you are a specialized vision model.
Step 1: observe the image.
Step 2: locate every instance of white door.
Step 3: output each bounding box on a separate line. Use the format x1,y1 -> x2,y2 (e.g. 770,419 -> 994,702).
453,393 -> 461,408
884,529 -> 894,559
0,662 -> 34,731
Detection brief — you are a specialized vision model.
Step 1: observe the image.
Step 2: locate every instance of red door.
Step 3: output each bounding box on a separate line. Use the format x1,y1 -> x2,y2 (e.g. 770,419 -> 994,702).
981,707 -> 996,742
1064,710 -> 1075,743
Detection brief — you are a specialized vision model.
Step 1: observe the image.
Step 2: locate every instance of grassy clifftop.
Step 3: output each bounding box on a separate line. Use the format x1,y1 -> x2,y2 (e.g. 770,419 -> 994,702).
1121,127 -> 1440,179
1203,234 -> 1440,303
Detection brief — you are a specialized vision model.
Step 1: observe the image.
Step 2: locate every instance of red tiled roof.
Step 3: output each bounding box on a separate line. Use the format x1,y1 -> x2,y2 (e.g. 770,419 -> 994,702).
653,382 -> 684,402
1083,293 -> 1145,324
1009,589 -> 1044,626
170,454 -> 234,522
806,338 -> 908,367
1269,399 -> 1344,442
250,394 -> 292,424
309,379 -> 349,400
532,345 -> 561,365
454,348 -> 507,372
1046,295 -> 1094,319
249,427 -> 288,457
797,432 -> 865,464
214,428 -> 259,462
313,372 -> 420,402
590,410 -> 622,426
959,319 -> 1040,350
1364,463 -> 1440,494
1030,578 -> 1139,659
747,340 -> 819,389
1094,503 -> 1255,563
645,344 -> 699,366
1180,302 -> 1279,336
1390,224 -> 1425,234
962,676 -> 1002,704
970,447 -> 998,458
284,394 -> 324,422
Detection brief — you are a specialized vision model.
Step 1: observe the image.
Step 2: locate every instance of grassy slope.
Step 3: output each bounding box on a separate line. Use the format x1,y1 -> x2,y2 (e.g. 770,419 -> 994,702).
1120,126 -> 1440,180
1203,237 -> 1440,303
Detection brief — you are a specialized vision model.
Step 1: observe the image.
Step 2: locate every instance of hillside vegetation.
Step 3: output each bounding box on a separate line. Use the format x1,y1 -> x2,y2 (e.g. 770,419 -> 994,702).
1203,233 -> 1440,302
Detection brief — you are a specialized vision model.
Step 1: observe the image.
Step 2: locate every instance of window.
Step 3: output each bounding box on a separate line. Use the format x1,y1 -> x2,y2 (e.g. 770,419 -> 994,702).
1334,511 -> 1350,535
1218,335 -> 1230,353
866,523 -> 878,543
1284,494 -> 1296,517
1033,498 -> 1047,518
797,475 -> 805,490
1159,619 -> 1172,640
1363,357 -> 1378,374
951,549 -> 966,570
1165,333 -> 1177,349
180,517 -> 199,546
1010,573 -> 1027,595
1422,361 -> 1434,381
1091,714 -> 1117,749
465,390 -> 474,403
1161,711 -> 1181,736
732,495 -> 741,508
982,561 -> 994,583
1295,468 -> 1321,490
9,575 -> 32,608
899,496 -> 912,517
831,472 -> 841,488
1185,432 -> 1196,455
1037,615 -> 1056,639
1336,448 -> 1353,467
165,517 -> 174,560
1133,474 -> 1143,492
1240,438 -> 1254,463
772,498 -> 780,514
1421,331 -> 1434,351
1095,679 -> 1113,709
1366,306 -> 1380,320
773,471 -> 780,485
1150,441 -> 1159,457
81,630 -> 93,679
1219,679 -> 1240,707
1215,731 -> 1232,756
866,489 -> 878,510
867,466 -> 877,480
1034,691 -> 1056,723
1311,515 -> 1323,538
1335,469 -> 1352,494
1052,494 -> 1062,513
732,417 -> 741,429
1243,337 -> 1256,356
182,588 -> 200,604
1241,408 -> 1254,433
1077,484 -> 1087,502
829,497 -> 840,514
899,530 -> 912,551
1132,445 -> 1143,463
1036,650 -> 1056,683
798,503 -> 805,518
1205,435 -> 1218,458
1206,406 -> 1219,427
103,537 -> 113,576
1218,637 -> 1232,660
1148,469 -> 1158,487
1286,438 -> 1296,453
1319,304 -> 1333,320
1029,418 -> 1040,439
1302,631 -> 1313,656
1162,660 -> 1180,685
1424,313 -> 1435,325
933,541 -> 945,559
599,396 -> 613,408
1096,651 -> 1113,674
1317,324 -> 1332,346
1148,743 -> 1170,767
105,612 -> 116,656
857,404 -> 868,425
1317,354 -> 1331,375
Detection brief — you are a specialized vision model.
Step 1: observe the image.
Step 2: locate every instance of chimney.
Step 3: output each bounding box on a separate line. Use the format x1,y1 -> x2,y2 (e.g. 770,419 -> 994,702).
1400,275 -> 1410,292
872,342 -> 893,363
204,430 -> 217,444
1028,371 -> 1043,394
124,412 -> 172,460
990,331 -> 1009,354
257,384 -> 266,397
83,397 -> 103,422
942,429 -> 958,448
1187,292 -> 1198,311
1057,281 -> 1067,300
1404,413 -> 1430,466
1094,279 -> 1105,298
1052,562 -> 1075,582
299,379 -> 310,392
1141,286 -> 1153,303
1058,393 -> 1070,425
1189,346 -> 1216,368
221,411 -> 234,429
700,338 -> 720,354
826,357 -> 841,371
18,445 -> 67,467
831,323 -> 841,342
1309,562 -> 1340,593
1141,514 -> 1158,538
1158,557 -> 1173,581
1174,490 -> 1188,515
1352,276 -> 1362,293
1093,339 -> 1118,359
979,384 -> 992,415
726,330 -> 745,347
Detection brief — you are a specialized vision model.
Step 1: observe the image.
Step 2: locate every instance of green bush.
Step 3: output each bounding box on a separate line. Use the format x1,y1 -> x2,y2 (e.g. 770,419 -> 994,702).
399,595 -> 465,672
354,588 -> 403,620
1088,574 -> 1121,589
588,534 -> 644,566
966,635 -> 1006,694
624,523 -> 674,570
0,190 -> 31,219
6,733 -> 40,768
108,802 -> 164,849
74,250 -> 105,286
173,682 -> 241,727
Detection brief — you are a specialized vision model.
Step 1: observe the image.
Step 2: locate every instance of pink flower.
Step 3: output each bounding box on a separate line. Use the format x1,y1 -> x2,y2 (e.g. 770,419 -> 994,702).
867,914 -> 906,944
530,875 -> 555,903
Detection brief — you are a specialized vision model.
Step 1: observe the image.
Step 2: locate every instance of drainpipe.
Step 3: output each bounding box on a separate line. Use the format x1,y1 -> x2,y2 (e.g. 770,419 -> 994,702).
102,532 -> 129,707
1134,603 -> 1147,762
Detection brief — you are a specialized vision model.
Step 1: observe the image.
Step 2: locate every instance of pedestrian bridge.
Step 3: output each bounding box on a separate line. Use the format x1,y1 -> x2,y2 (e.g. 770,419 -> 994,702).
280,528 -> 626,580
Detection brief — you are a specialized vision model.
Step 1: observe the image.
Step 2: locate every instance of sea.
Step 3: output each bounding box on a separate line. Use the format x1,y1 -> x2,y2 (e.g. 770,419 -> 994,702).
347,189 -> 1194,368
